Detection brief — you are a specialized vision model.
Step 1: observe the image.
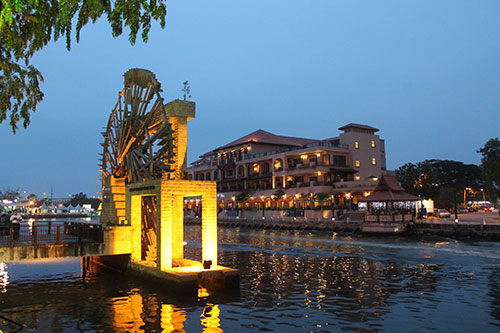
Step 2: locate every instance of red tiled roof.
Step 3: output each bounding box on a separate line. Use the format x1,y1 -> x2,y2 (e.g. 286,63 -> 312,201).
213,129 -> 318,151
358,175 -> 421,202
338,123 -> 379,132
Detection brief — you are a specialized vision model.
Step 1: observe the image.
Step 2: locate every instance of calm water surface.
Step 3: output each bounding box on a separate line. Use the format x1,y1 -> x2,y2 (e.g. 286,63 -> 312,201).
1,225 -> 500,332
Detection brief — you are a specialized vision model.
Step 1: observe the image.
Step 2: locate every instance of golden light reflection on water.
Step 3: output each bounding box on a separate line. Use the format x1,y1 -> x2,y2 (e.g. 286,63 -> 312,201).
161,304 -> 186,332
109,286 -> 222,332
111,292 -> 146,331
0,262 -> 9,293
201,304 -> 222,333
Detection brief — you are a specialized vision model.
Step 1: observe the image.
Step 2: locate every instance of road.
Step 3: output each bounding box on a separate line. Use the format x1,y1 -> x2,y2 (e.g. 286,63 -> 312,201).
424,211 -> 500,224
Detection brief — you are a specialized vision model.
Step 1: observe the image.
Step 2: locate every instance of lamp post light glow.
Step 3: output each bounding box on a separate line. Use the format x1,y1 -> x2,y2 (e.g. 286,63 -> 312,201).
463,187 -> 471,206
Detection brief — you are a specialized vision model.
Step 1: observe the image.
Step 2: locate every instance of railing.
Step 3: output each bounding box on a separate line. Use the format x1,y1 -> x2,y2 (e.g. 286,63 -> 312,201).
243,141 -> 349,160
0,222 -> 103,247
364,214 -> 414,223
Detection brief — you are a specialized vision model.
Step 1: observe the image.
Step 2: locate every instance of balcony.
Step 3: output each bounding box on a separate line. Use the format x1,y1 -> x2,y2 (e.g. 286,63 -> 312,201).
243,141 -> 348,161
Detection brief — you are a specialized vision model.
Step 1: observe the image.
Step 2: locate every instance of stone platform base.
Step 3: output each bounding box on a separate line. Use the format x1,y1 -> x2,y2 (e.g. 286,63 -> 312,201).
93,255 -> 239,297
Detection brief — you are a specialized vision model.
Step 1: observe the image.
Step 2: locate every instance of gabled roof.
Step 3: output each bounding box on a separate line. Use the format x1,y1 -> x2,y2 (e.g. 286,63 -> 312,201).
359,175 -> 421,202
338,123 -> 379,133
212,129 -> 318,152
374,174 -> 404,192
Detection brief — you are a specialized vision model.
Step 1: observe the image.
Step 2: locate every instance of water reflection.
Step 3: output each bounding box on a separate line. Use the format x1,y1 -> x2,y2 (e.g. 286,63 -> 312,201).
1,227 -> 500,331
0,263 -> 8,293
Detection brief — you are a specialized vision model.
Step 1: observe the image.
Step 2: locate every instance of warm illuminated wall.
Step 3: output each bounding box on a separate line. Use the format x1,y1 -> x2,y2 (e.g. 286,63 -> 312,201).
101,176 -> 126,226
160,178 -> 218,271
125,178 -> 218,272
125,180 -> 162,265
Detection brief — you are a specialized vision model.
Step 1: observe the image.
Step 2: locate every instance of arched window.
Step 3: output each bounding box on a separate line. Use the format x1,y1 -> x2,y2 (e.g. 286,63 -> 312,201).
206,172 -> 211,180
237,166 -> 244,177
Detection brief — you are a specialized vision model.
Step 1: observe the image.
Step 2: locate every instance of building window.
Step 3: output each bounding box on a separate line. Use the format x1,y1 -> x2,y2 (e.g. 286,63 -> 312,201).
355,141 -> 359,149
371,140 -> 376,148
355,160 -> 360,168
333,155 -> 346,166
372,158 -> 376,165
274,159 -> 281,171
253,163 -> 260,173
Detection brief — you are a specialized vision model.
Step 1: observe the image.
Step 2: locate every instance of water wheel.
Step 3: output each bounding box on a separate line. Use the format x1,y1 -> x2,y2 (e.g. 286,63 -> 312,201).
100,69 -> 175,185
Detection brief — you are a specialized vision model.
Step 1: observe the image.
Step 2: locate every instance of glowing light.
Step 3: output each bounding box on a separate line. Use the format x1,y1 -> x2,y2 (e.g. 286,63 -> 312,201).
0,262 -> 9,293
317,171 -> 321,176
316,153 -> 321,157
355,176 -> 360,180
300,155 -> 307,160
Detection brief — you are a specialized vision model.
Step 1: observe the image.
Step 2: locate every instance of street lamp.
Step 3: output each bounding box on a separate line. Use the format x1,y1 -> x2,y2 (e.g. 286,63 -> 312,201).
463,187 -> 471,207
261,195 -> 265,219
481,189 -> 486,202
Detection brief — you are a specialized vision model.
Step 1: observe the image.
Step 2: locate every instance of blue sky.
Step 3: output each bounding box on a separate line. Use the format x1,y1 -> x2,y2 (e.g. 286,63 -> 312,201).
1,0 -> 499,198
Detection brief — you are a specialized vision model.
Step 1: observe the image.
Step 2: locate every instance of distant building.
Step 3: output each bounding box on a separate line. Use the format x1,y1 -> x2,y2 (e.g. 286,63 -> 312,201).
187,123 -> 386,209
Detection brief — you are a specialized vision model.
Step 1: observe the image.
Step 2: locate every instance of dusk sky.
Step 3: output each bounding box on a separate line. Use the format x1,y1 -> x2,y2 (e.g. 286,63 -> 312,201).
1,0 -> 499,198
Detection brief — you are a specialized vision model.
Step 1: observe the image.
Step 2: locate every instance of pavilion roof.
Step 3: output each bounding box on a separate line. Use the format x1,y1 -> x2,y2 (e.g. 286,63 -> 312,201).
358,175 -> 421,203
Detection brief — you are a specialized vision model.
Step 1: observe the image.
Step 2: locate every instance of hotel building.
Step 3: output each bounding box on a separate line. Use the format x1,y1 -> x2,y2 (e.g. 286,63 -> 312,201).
187,123 -> 386,209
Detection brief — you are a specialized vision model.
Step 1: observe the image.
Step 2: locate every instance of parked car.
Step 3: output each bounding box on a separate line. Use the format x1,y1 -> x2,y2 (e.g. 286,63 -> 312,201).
437,209 -> 451,218
459,208 -> 469,213
483,206 -> 493,212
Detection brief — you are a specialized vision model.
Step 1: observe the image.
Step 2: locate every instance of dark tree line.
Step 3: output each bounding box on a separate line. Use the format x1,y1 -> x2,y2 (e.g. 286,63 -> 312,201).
396,138 -> 500,209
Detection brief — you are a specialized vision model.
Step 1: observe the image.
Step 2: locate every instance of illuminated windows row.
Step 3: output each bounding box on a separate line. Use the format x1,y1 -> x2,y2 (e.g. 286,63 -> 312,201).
354,140 -> 376,149
355,158 -> 377,168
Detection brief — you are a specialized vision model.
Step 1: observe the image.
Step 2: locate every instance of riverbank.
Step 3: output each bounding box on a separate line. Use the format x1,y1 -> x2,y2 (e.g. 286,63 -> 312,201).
186,213 -> 500,240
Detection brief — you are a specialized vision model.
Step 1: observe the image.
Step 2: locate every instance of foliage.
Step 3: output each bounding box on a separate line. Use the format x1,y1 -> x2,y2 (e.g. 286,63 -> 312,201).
313,192 -> 330,209
396,159 -> 483,208
272,188 -> 285,198
236,190 -> 253,203
0,0 -> 167,132
478,138 -> 500,201
67,192 -> 88,206
0,186 -> 20,199
27,193 -> 37,201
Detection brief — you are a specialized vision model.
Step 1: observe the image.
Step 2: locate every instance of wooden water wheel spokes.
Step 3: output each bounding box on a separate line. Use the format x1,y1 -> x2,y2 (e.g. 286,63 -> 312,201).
100,69 -> 175,185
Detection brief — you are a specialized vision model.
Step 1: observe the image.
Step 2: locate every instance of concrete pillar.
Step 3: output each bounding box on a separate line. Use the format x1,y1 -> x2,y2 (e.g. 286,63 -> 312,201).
160,191 -> 173,270
172,195 -> 184,260
202,190 -> 218,266
165,100 -> 195,180
130,195 -> 142,262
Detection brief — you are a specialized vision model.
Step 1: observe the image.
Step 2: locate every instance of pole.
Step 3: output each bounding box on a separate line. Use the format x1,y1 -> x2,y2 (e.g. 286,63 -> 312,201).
262,199 -> 265,219
454,188 -> 458,224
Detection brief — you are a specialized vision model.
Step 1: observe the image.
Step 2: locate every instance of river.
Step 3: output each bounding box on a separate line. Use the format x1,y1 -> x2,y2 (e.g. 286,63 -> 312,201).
1,225 -> 500,331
